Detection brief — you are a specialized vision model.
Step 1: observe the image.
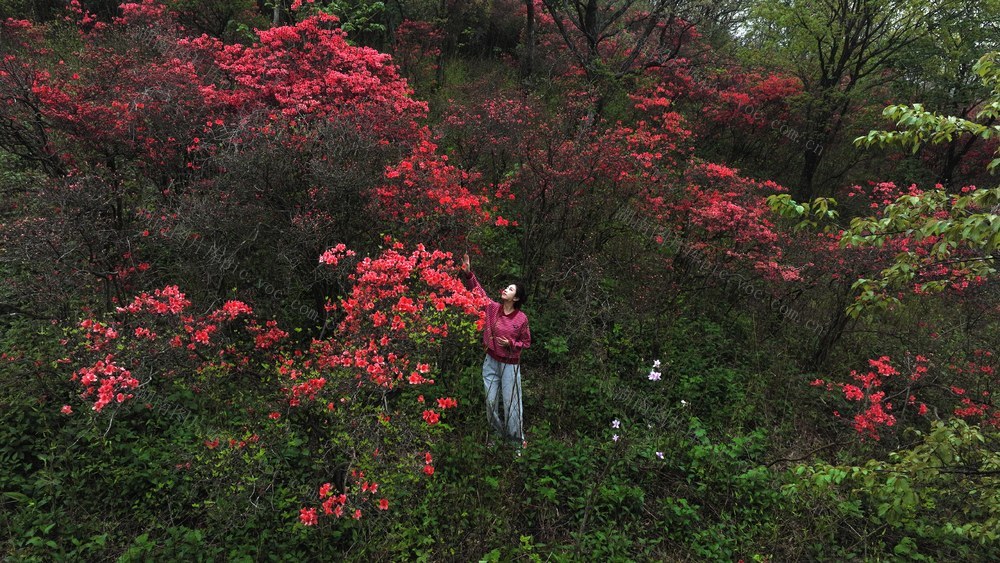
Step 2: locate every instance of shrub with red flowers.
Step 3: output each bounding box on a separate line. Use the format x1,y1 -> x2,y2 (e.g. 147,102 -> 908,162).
667,161 -> 801,283
392,19 -> 444,87
68,285 -> 281,412
6,4 -> 509,538
283,240 -> 486,526
0,5 -> 491,328
810,354 -> 966,440
808,346 -> 999,443
438,87 -> 696,288
63,240 -> 485,529
373,136 -> 494,248
193,11 -> 426,132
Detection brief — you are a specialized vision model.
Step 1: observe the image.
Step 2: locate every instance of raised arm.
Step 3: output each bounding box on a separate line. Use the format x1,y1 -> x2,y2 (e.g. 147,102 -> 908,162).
461,253 -> 497,307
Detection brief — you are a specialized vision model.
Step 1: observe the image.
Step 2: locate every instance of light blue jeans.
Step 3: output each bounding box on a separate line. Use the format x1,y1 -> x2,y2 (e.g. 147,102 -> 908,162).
482,354 -> 523,442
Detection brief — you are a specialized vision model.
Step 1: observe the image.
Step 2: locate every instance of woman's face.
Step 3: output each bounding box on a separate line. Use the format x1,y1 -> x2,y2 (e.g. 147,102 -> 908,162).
500,284 -> 519,303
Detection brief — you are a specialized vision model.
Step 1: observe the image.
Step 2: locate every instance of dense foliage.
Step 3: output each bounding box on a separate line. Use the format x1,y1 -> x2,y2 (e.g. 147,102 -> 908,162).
3,0 -> 1000,560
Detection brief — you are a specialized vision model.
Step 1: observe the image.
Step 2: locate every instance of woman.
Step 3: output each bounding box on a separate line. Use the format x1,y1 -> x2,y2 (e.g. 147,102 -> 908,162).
461,253 -> 531,449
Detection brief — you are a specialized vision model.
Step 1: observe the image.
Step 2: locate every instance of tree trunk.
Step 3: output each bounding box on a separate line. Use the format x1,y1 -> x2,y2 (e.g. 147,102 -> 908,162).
808,305 -> 851,371
521,0 -> 536,79
583,0 -> 599,70
795,93 -> 841,201
797,144 -> 822,201
936,133 -> 981,191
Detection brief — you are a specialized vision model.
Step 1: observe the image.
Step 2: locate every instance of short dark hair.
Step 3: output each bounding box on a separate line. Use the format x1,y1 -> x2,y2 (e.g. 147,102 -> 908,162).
512,282 -> 528,310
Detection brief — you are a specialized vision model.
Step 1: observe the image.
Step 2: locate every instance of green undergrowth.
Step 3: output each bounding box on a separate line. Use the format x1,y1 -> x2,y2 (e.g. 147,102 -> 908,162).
5,310 -> 1000,560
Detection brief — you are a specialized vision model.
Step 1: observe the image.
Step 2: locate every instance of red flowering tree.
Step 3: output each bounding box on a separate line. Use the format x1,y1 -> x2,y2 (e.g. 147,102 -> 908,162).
61,240 -> 487,528
391,19 -> 444,88
811,355 -> 930,441
770,179 -> 999,319
371,136 -> 497,248
664,162 -> 801,283
812,349 -> 1000,442
68,285 -> 281,412
538,0 -> 700,81
692,67 -> 806,173
439,87 -> 696,290
5,3 -> 501,533
269,241 -> 486,525
0,4 -> 494,327
769,54 -> 1000,423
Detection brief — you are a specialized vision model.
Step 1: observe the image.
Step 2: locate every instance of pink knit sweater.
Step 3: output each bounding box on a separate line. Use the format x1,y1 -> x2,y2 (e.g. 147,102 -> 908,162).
463,271 -> 531,364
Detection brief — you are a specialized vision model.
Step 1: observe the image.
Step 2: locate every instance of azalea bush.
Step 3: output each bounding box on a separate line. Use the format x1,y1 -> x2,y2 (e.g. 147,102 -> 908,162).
5,0 -> 1000,560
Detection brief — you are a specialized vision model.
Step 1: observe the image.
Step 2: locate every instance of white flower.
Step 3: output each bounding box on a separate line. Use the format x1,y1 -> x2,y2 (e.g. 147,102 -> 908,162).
648,370 -> 661,381
680,400 -> 688,407
656,451 -> 664,460
612,434 -> 620,442
653,359 -> 661,369
611,419 -> 621,429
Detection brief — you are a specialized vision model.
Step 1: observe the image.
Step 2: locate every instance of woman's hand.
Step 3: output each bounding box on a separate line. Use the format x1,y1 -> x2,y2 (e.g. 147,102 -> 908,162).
497,337 -> 511,349
462,253 -> 470,272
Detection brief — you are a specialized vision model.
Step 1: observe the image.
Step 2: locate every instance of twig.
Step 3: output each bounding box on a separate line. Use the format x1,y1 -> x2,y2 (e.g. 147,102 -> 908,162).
765,441 -> 849,467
